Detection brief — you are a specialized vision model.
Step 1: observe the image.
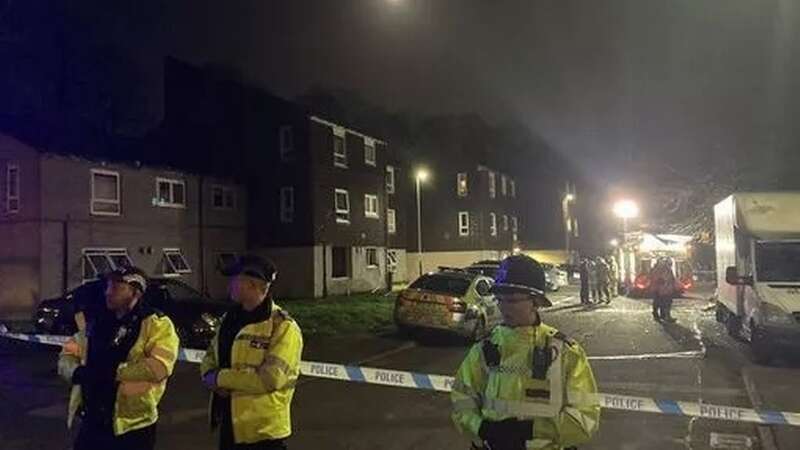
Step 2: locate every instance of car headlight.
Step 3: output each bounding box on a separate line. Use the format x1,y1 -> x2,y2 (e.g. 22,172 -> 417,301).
761,303 -> 795,326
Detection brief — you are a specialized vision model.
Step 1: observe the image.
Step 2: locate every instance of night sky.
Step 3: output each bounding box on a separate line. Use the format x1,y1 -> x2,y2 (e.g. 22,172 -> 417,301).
4,0 -> 799,247
162,0 -> 800,187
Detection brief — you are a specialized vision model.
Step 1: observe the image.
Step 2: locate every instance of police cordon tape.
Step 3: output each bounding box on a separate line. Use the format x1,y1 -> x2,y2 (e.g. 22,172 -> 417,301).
3,328 -> 800,428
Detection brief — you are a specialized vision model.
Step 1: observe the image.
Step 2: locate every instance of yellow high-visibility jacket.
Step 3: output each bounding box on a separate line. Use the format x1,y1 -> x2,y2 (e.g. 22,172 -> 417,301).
201,305 -> 303,444
451,323 -> 600,450
59,311 -> 179,436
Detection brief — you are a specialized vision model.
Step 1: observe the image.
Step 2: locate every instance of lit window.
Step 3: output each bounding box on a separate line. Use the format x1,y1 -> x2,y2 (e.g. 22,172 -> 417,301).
509,179 -> 516,198
459,211 -> 470,236
489,212 -> 497,237
365,194 -> 379,219
501,174 -> 508,196
503,214 -> 509,231
488,171 -> 496,199
457,173 -> 468,197
512,216 -> 519,233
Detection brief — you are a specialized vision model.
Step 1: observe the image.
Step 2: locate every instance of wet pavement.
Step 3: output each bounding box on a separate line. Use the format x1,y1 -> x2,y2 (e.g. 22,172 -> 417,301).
2,286 -> 799,449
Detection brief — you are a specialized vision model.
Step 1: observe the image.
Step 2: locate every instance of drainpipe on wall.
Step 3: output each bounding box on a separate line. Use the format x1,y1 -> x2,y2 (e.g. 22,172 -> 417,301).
199,176 -> 208,296
62,218 -> 69,294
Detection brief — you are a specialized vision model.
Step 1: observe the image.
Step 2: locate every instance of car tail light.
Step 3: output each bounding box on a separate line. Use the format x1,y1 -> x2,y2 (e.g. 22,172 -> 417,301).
681,278 -> 693,290
634,275 -> 650,290
448,298 -> 467,313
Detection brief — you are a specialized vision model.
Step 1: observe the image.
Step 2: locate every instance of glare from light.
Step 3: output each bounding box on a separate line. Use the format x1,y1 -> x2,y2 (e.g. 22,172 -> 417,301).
613,199 -> 640,219
609,239 -> 619,247
416,169 -> 429,182
565,193 -> 575,202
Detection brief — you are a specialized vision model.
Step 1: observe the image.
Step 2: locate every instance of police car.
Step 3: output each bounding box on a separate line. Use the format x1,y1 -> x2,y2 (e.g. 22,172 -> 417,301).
394,268 -> 502,340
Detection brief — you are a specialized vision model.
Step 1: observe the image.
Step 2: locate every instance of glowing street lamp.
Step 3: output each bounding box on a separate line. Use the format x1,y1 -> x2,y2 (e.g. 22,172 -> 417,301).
415,169 -> 429,275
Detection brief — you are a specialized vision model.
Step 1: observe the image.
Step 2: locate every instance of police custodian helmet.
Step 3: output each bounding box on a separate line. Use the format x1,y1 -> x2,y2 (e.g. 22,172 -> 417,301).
489,254 -> 552,307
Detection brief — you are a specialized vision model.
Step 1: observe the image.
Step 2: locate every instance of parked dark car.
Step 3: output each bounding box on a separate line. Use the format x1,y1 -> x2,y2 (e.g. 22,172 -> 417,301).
34,278 -> 229,349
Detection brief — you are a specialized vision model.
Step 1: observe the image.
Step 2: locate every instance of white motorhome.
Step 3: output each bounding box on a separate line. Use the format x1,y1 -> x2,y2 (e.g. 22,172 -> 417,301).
714,193 -> 800,364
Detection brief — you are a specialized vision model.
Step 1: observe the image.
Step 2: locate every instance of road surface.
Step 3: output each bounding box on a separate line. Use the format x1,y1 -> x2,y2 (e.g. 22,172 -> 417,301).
2,286 -> 798,449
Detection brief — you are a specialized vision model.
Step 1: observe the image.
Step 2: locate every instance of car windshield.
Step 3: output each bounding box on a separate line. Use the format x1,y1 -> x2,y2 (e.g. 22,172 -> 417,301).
161,281 -> 204,302
409,275 -> 471,296
755,242 -> 800,282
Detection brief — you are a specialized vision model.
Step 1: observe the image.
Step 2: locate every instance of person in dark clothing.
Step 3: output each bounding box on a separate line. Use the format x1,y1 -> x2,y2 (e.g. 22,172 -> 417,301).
579,259 -> 591,305
649,258 -> 677,323
59,267 -> 179,450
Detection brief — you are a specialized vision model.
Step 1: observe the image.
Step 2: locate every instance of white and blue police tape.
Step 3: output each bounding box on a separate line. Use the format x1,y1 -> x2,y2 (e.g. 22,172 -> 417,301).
2,329 -> 799,427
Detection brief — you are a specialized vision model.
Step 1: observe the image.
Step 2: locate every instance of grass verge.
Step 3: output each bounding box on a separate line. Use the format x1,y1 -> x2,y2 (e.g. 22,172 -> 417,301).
279,293 -> 396,336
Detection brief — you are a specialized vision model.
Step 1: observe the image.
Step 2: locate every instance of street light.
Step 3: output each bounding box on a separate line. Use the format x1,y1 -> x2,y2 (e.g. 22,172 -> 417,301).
562,190 -> 576,264
415,169 -> 429,275
612,199 -> 639,235
612,199 -> 639,286
609,238 -> 619,248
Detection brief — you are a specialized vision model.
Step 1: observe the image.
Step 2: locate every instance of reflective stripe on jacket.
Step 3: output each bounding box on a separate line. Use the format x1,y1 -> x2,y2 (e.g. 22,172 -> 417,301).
200,305 -> 303,444
59,313 -> 179,436
451,324 -> 600,450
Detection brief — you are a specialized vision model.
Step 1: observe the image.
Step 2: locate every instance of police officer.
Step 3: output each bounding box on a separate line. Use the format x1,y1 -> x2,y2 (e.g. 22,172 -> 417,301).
451,255 -> 600,450
59,267 -> 179,450
201,255 -> 303,450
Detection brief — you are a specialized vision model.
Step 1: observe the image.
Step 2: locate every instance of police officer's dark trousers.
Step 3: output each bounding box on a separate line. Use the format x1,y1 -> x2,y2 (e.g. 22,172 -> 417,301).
74,420 -> 156,450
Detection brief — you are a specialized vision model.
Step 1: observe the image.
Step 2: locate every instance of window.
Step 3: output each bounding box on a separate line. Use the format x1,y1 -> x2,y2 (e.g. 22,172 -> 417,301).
386,166 -> 395,194
279,126 -> 294,161
364,194 -> 379,219
365,247 -> 379,268
162,248 -> 192,276
458,211 -> 470,236
155,178 -> 186,208
503,214 -> 509,231
216,252 -> 238,273
331,246 -> 350,278
501,174 -> 508,196
280,187 -> 294,223
489,212 -> 497,236
457,172 -> 468,197
212,185 -> 235,210
335,189 -> 350,223
387,208 -> 397,234
91,169 -> 120,216
82,248 -> 133,282
333,128 -> 347,168
512,215 -> 519,233
364,138 -> 376,166
387,250 -> 399,273
488,171 -> 496,199
6,163 -> 19,213
510,179 -> 516,198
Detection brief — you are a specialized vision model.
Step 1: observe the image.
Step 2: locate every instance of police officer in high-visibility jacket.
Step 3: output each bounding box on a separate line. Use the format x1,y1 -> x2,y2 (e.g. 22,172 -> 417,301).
201,255 -> 303,450
59,267 -> 179,450
451,255 -> 600,450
